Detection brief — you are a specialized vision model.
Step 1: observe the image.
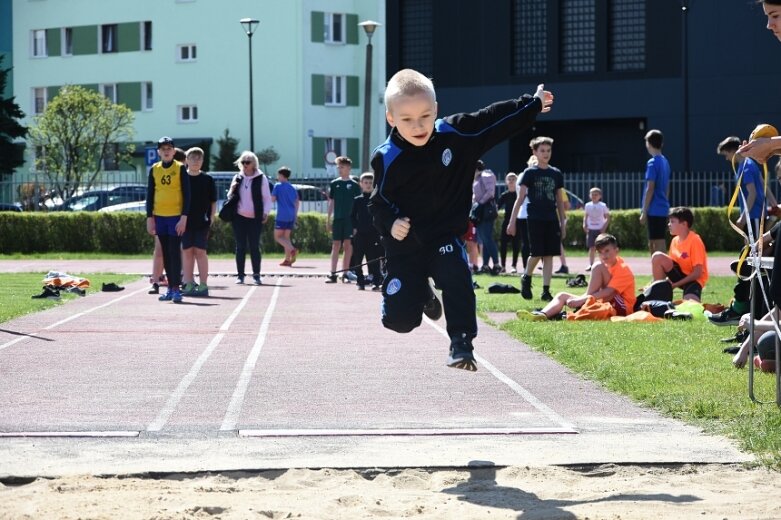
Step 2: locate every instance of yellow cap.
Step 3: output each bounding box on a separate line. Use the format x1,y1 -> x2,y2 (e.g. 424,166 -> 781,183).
749,124 -> 779,140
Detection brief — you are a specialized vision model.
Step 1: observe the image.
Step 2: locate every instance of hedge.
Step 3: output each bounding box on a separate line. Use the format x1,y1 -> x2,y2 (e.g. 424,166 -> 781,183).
0,207 -> 749,254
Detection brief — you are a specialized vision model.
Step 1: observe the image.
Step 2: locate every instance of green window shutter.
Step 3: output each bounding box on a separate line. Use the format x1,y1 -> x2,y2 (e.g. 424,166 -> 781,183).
312,137 -> 326,168
46,86 -> 61,102
82,83 -> 99,92
117,22 -> 140,52
346,75 -> 359,106
346,14 -> 359,45
117,82 -> 141,111
311,74 -> 325,105
347,138 -> 359,170
46,28 -> 61,56
311,11 -> 324,43
72,25 -> 97,55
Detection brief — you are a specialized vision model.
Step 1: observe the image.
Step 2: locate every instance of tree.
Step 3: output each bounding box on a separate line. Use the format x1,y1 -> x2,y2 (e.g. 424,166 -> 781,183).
28,85 -> 135,201
0,55 -> 27,180
212,128 -> 239,171
256,146 -> 280,173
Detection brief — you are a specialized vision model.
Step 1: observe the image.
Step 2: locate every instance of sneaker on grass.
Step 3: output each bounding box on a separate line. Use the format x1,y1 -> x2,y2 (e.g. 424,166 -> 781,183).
520,275 -> 533,300
516,310 -> 547,321
708,307 -> 741,326
32,286 -> 60,300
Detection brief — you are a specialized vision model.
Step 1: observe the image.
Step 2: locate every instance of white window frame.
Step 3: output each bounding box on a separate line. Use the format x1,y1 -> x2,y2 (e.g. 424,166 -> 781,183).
141,21 -> 152,51
100,23 -> 118,54
31,29 -> 47,58
178,105 -> 198,123
324,75 -> 346,106
176,44 -> 197,62
61,27 -> 73,57
325,137 -> 347,157
99,83 -> 117,103
32,87 -> 47,114
142,82 -> 153,111
324,13 -> 345,44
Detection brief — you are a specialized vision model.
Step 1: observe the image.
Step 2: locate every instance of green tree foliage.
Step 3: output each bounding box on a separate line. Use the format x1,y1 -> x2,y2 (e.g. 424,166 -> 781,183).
28,85 -> 135,201
0,55 -> 27,180
256,146 -> 280,174
212,128 -> 239,171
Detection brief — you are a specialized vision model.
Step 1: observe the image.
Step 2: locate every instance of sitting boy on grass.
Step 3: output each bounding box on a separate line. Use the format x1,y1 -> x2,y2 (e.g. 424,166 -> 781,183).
650,206 -> 709,302
517,233 -> 635,321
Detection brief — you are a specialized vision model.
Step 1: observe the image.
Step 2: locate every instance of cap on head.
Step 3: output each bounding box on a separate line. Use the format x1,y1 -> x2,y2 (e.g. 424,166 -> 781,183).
157,136 -> 175,148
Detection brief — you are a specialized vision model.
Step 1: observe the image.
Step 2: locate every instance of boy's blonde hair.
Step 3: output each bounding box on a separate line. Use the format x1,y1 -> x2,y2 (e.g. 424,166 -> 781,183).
185,147 -> 204,159
589,187 -> 602,195
384,69 -> 436,111
359,172 -> 374,182
505,172 -> 517,181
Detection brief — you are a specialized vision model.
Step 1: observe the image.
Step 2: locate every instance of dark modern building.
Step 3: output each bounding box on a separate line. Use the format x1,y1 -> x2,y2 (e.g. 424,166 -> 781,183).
386,0 -> 781,176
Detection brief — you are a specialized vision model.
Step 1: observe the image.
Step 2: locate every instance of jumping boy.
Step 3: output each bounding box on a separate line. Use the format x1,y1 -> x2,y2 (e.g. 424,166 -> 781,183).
650,206 -> 709,302
325,156 -> 359,283
517,233 -> 635,320
507,137 -> 567,302
146,136 -> 190,303
272,166 -> 300,266
639,129 -> 671,254
368,68 -> 553,371
181,147 -> 216,297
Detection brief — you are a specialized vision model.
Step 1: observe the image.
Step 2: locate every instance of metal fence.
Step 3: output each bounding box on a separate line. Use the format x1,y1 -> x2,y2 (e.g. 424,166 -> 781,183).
3,170 -> 779,211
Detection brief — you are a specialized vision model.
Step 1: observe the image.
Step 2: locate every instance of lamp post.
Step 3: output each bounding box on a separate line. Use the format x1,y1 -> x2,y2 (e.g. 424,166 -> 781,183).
680,1 -> 690,173
239,18 -> 259,152
359,20 -> 381,172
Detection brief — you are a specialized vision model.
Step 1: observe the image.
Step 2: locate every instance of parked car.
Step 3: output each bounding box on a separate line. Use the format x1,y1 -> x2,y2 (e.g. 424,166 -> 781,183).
0,202 -> 23,212
98,200 -> 147,213
54,185 -> 147,212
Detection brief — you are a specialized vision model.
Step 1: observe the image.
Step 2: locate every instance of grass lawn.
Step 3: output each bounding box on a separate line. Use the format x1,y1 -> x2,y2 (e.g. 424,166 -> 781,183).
473,271 -> 781,470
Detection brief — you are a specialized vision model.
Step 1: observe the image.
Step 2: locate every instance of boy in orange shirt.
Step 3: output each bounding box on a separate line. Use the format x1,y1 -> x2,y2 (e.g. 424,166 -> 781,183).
650,206 -> 708,302
517,233 -> 635,320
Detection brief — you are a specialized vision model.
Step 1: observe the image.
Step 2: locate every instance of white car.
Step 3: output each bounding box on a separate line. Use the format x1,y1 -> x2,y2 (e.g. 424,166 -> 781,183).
99,200 -> 147,213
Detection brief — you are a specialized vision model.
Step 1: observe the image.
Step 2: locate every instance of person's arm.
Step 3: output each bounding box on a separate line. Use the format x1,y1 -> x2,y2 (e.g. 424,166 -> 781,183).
738,136 -> 781,164
640,180 -> 655,224
368,152 -> 408,240
582,205 -> 588,232
506,184 -> 527,236
260,175 -> 272,223
602,208 -> 611,233
146,166 -> 156,235
175,164 -> 189,236
556,187 -> 567,241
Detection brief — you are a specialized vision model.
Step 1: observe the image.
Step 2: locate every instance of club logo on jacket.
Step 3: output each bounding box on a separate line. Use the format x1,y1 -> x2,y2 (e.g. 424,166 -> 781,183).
386,278 -> 402,296
442,148 -> 452,166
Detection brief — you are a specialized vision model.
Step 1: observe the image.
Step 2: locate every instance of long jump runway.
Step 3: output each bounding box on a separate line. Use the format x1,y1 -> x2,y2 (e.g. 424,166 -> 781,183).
0,274 -> 749,475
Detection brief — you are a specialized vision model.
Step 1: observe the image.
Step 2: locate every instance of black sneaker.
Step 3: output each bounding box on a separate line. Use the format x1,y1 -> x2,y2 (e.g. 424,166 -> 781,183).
708,307 -> 741,326
101,282 -> 124,292
325,274 -> 338,284
357,284 -> 366,291
540,290 -> 553,302
148,282 -> 160,295
720,329 -> 749,343
555,265 -> 569,274
722,345 -> 741,354
520,275 -> 532,300
32,286 -> 60,300
423,279 -> 443,320
447,337 -> 477,371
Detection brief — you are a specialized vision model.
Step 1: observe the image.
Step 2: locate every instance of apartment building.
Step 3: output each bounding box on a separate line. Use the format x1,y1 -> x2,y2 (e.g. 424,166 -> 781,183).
10,0 -> 387,182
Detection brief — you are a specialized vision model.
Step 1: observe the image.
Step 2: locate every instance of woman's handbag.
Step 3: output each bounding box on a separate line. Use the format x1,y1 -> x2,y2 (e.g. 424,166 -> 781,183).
218,194 -> 239,222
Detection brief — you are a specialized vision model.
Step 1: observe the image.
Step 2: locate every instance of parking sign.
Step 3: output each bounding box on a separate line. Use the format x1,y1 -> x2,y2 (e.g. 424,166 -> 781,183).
145,146 -> 158,167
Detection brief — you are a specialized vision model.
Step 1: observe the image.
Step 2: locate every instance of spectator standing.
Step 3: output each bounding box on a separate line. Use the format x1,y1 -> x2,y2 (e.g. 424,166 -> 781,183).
639,129 -> 671,254
229,151 -> 272,285
181,147 -> 216,297
498,172 -> 521,273
473,160 -> 501,274
583,187 -> 610,271
325,156 -> 360,283
351,172 -> 384,290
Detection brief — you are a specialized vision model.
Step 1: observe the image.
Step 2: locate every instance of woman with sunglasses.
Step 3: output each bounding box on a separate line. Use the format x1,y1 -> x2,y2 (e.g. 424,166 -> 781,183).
227,151 -> 272,285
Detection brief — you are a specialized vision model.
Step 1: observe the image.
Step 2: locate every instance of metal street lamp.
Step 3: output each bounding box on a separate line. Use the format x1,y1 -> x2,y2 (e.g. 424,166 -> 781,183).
359,20 -> 381,172
680,1 -> 690,173
239,18 -> 259,152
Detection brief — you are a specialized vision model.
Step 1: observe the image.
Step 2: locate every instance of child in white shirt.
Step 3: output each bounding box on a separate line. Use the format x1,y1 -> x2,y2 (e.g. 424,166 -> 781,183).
583,187 -> 610,270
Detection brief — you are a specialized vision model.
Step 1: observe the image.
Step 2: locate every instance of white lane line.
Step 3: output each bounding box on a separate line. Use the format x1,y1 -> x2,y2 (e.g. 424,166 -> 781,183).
220,278 -> 282,431
240,427 -> 577,437
0,431 -> 139,438
146,287 -> 257,432
0,286 -> 148,352
424,317 -> 577,433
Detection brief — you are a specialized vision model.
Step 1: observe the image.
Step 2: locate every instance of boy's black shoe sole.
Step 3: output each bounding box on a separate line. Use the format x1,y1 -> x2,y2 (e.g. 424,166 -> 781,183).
720,329 -> 749,343
423,280 -> 443,321
520,276 -> 532,300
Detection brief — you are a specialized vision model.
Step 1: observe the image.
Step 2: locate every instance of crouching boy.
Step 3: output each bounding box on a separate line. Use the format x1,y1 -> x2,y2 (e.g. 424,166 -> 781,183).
517,233 -> 635,320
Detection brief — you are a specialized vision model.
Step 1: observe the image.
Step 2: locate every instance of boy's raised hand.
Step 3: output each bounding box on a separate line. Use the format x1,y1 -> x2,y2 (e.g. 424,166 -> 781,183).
534,84 -> 554,113
391,217 -> 411,241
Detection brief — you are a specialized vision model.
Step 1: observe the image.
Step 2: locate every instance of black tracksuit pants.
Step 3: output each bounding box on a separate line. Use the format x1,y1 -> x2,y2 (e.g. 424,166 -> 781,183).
352,232 -> 384,286
381,235 -> 477,342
